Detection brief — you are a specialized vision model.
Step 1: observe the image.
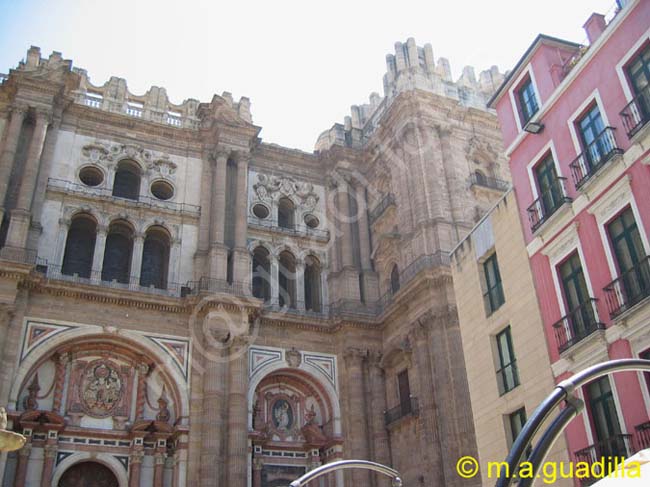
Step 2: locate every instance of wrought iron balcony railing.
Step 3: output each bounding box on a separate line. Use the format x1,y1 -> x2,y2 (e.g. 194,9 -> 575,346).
635,421 -> 650,452
552,299 -> 605,354
0,246 -> 38,265
247,217 -> 329,240
569,127 -> 623,189
47,178 -> 201,215
603,255 -> 650,318
469,173 -> 510,192
620,85 -> 650,139
384,397 -> 419,426
369,193 -> 396,225
574,434 -> 634,484
527,177 -> 572,233
186,276 -> 250,297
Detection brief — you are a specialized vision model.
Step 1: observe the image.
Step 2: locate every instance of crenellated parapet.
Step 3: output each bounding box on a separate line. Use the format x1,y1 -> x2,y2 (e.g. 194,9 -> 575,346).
316,37 -> 505,151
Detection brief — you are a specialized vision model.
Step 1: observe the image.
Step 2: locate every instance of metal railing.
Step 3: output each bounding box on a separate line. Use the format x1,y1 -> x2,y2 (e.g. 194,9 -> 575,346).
574,433 -> 634,469
0,246 -> 38,265
47,178 -> 200,215
369,193 -> 396,224
635,421 -> 650,452
384,397 -> 419,426
569,127 -> 623,189
603,255 -> 650,318
247,217 -> 329,240
620,85 -> 650,139
552,299 -> 605,353
36,263 -> 186,297
527,177 -> 572,233
469,173 -> 510,192
186,276 -> 249,297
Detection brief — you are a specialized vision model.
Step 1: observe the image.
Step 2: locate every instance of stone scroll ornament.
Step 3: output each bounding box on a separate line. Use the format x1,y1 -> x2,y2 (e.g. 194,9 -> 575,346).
253,175 -> 319,211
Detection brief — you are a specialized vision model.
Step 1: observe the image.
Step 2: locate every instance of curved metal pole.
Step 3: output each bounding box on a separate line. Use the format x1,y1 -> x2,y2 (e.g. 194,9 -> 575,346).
496,358 -> 650,487
289,459 -> 402,487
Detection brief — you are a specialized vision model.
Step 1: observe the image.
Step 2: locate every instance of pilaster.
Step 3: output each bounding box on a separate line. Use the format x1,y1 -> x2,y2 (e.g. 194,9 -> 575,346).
0,104 -> 28,219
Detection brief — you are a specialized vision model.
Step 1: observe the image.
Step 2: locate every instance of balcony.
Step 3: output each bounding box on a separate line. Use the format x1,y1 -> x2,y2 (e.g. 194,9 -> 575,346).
469,173 -> 510,192
620,86 -> 650,139
0,246 -> 37,265
603,256 -> 650,318
36,263 -> 187,298
569,127 -> 623,189
369,193 -> 396,225
247,217 -> 329,241
574,434 -> 634,485
636,421 -> 650,452
47,178 -> 200,215
186,276 -> 249,297
384,397 -> 419,427
527,178 -> 572,233
552,299 -> 605,354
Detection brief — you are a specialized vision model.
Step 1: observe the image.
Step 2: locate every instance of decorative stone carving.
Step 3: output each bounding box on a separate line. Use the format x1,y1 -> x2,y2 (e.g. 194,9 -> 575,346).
285,348 -> 302,368
156,387 -> 171,423
78,359 -> 124,418
253,174 -> 319,210
148,155 -> 177,179
23,374 -> 40,411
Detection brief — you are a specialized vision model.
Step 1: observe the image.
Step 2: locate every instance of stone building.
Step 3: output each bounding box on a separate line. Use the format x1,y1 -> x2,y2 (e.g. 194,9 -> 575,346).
0,38 -> 508,487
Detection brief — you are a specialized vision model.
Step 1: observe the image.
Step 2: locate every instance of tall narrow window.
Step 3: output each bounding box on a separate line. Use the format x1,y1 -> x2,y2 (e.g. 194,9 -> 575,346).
640,349 -> 650,398
535,155 -> 564,218
496,326 -> 519,395
559,252 -> 596,344
101,221 -> 133,284
508,407 -> 527,447
112,160 -> 140,200
278,250 -> 296,308
578,104 -> 608,167
139,226 -> 170,289
61,215 -> 97,278
607,207 -> 648,306
252,246 -> 271,302
483,253 -> 505,314
397,370 -> 411,414
278,198 -> 295,229
390,264 -> 400,295
304,255 -> 322,312
518,78 -> 539,125
628,44 -> 650,119
586,377 -> 626,458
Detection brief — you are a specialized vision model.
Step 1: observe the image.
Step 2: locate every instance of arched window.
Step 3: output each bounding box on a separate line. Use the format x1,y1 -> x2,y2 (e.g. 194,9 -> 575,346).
304,255 -> 322,312
61,214 -> 97,278
140,226 -> 170,289
278,250 -> 296,308
112,160 -> 141,200
252,246 -> 271,302
390,264 -> 400,295
278,197 -> 295,229
101,221 -> 134,284
475,170 -> 487,186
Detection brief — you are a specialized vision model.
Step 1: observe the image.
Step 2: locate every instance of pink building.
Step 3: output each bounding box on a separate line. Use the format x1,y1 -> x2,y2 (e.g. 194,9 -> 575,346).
488,0 -> 650,479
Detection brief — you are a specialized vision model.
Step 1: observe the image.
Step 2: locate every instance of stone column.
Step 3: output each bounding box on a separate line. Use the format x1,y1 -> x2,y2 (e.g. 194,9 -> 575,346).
0,105 -> 27,219
6,109 -> 51,249
130,232 -> 145,286
169,239 -> 181,287
135,363 -> 149,420
226,336 -> 249,487
320,269 -> 330,315
233,152 -> 251,285
153,451 -> 166,487
90,225 -> 108,281
411,321 -> 444,486
40,441 -> 58,487
54,218 -> 71,266
52,353 -> 69,413
200,342 -> 227,487
129,450 -> 144,487
296,262 -> 306,311
13,442 -> 31,487
337,181 -> 353,268
194,151 -> 214,278
270,256 -> 279,306
252,457 -> 263,487
343,348 -> 371,486
368,351 -> 392,487
355,184 -> 372,271
210,150 -> 228,280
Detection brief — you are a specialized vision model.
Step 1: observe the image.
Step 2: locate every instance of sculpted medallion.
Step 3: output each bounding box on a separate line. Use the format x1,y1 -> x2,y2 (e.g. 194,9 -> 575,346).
79,359 -> 124,417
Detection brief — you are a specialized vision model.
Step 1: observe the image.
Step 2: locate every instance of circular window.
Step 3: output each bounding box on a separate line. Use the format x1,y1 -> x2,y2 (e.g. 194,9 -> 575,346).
150,180 -> 174,200
252,204 -> 270,219
78,166 -> 104,187
304,214 -> 319,229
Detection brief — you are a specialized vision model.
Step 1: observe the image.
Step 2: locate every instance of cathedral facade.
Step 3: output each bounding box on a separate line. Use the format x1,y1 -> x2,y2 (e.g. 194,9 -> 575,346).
0,39 -> 507,487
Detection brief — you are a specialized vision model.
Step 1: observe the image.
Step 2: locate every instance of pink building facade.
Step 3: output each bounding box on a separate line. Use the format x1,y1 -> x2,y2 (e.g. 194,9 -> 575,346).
489,0 -> 650,478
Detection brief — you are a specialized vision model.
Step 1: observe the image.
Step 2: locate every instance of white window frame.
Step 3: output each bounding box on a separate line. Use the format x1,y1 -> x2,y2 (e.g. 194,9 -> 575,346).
526,140 -> 563,200
615,27 -> 650,102
566,89 -> 611,156
508,64 -> 542,133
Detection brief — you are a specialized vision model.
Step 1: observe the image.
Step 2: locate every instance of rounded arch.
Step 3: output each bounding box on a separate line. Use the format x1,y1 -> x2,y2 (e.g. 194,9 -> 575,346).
304,254 -> 322,312
252,245 -> 271,302
61,212 -> 98,278
9,328 -> 189,418
112,159 -> 142,200
278,250 -> 297,309
102,219 -> 135,284
390,263 -> 400,295
277,196 -> 296,229
140,225 -> 171,289
247,239 -> 273,255
247,365 -> 341,435
52,453 -> 128,487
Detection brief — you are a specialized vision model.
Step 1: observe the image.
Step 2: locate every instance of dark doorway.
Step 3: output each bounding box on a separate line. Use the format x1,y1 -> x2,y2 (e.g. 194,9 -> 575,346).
58,462 -> 119,487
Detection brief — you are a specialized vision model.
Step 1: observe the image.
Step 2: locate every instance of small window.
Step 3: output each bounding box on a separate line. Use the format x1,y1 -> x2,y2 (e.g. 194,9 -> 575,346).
304,214 -> 319,229
112,160 -> 141,201
483,253 -> 505,314
578,104 -> 609,166
150,180 -> 174,200
518,77 -> 539,125
78,166 -> 104,187
507,407 -> 527,447
397,370 -> 412,414
252,204 -> 270,219
390,264 -> 400,295
496,326 -> 519,395
278,198 -> 295,229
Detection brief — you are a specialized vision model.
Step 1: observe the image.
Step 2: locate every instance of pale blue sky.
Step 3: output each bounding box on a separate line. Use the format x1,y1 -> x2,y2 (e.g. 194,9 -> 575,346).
0,0 -> 615,151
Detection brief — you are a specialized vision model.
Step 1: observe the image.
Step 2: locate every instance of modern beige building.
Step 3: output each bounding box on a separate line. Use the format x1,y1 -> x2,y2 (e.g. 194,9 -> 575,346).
0,40 -> 508,487
451,189 -> 571,486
